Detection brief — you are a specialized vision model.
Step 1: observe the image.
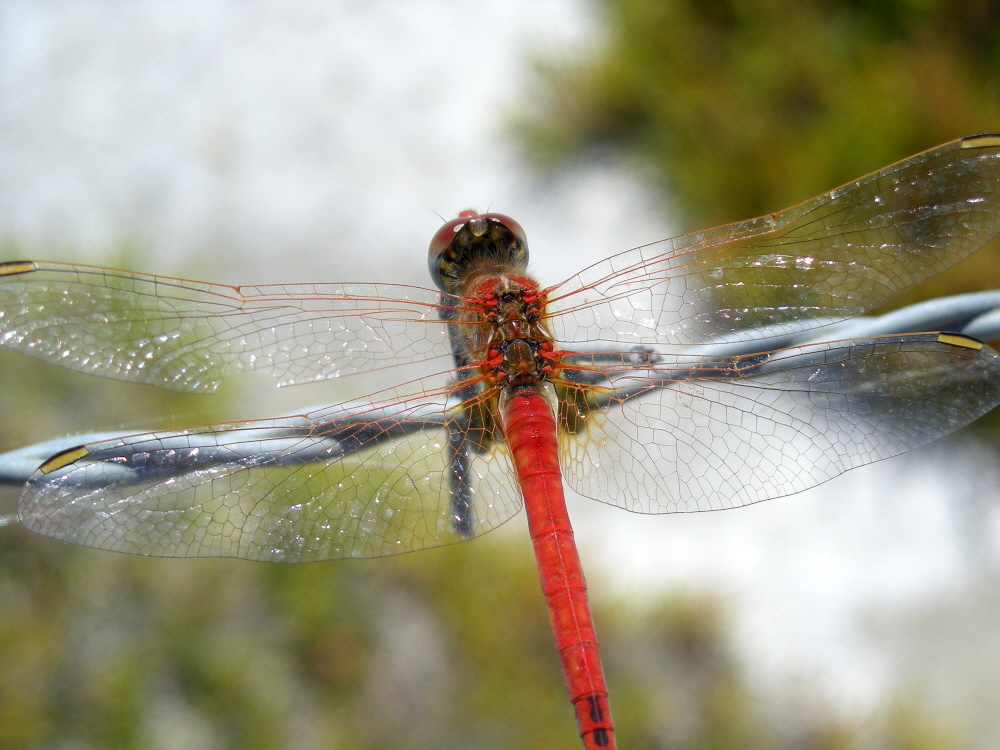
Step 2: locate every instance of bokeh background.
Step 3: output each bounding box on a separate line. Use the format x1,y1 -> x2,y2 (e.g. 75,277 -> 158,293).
2,2 -> 1000,748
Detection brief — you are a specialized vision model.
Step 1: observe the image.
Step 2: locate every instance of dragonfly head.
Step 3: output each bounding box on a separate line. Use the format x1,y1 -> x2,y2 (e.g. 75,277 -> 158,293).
428,211 -> 529,293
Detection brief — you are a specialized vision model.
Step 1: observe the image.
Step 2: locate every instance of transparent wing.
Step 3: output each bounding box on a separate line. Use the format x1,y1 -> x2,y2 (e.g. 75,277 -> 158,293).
547,135 -> 1000,346
558,333 -> 1000,512
0,262 -> 455,392
17,379 -> 523,561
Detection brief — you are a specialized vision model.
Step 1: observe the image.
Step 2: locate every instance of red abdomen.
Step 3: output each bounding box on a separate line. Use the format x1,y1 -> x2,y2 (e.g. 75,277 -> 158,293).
501,385 -> 616,750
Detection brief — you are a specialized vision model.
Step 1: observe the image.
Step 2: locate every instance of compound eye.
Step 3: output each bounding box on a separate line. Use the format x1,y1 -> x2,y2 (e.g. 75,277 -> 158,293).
428,214 -> 475,288
479,213 -> 526,247
427,210 -> 530,292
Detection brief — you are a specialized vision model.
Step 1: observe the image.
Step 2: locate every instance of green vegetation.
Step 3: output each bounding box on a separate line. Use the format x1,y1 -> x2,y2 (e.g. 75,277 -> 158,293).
0,527 -> 966,749
515,0 -> 1000,307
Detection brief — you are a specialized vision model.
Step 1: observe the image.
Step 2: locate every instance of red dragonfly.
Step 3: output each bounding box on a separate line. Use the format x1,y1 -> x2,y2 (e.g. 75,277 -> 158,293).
3,134 -> 1000,749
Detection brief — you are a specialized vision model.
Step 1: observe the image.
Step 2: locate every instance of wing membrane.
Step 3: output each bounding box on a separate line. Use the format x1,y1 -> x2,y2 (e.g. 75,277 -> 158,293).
0,262 -> 454,391
548,136 -> 1000,346
558,333 -> 1000,512
17,380 -> 523,560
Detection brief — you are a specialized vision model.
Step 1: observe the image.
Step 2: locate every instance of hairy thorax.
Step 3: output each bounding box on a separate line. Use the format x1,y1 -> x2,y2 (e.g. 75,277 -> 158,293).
459,272 -> 559,391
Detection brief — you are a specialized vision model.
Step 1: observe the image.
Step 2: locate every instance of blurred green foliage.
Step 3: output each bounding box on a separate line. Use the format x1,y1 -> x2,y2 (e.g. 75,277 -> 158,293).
0,524 -> 964,750
515,0 -> 1000,308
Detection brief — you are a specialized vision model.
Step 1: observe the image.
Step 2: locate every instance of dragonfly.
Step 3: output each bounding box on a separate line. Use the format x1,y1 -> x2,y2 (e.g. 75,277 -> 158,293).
3,134 -> 1000,750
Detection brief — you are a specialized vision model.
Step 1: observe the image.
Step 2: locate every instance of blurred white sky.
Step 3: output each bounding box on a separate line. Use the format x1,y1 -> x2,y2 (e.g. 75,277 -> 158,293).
2,1 -> 1000,736
0,1 -> 665,285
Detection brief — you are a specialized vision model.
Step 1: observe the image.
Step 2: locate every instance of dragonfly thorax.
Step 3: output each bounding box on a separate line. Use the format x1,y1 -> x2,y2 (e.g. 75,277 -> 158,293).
488,337 -> 557,388
456,273 -> 559,392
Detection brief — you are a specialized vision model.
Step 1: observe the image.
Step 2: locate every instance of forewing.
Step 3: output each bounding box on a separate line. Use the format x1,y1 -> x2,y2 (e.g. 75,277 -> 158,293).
547,135 -> 1000,346
0,262 -> 453,392
558,333 -> 1000,512
17,381 -> 523,561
